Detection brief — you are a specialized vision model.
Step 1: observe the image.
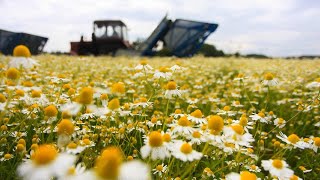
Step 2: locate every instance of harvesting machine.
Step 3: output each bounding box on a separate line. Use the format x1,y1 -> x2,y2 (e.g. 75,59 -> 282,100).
71,15 -> 218,57
0,29 -> 48,55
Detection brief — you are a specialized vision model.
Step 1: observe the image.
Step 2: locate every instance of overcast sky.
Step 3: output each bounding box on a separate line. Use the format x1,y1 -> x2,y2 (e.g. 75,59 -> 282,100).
0,0 -> 319,57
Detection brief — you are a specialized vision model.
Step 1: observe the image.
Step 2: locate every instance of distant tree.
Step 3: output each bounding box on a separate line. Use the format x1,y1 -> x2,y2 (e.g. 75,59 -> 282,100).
245,54 -> 270,59
197,43 -> 225,57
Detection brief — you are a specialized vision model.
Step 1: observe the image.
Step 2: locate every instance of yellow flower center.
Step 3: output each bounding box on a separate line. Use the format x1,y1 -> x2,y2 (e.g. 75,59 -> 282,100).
313,137 -> 320,147
140,59 -> 147,65
192,131 -> 201,138
57,119 -> 74,135
278,118 -> 284,124
162,134 -> 171,142
175,109 -> 182,114
31,90 -> 41,98
4,153 -> 12,160
315,78 -> 320,83
13,45 -> 31,57
140,97 -> 147,103
32,144 -> 58,165
290,175 -> 299,180
100,93 -> 108,100
240,171 -> 257,180
22,81 -> 33,87
287,134 -> 300,144
78,87 -> 93,104
223,106 -> 231,111
0,94 -> 6,103
18,139 -> 26,146
16,144 -> 25,152
167,81 -> 177,90
44,105 -> 58,117
149,131 -> 163,147
178,116 -> 190,127
208,115 -> 224,133
239,116 -> 248,126
15,89 -> 25,97
108,98 -> 120,110
237,73 -> 244,78
272,159 -> 283,169
151,117 -> 157,123
191,109 -> 203,118
231,124 -> 244,135
67,167 -> 76,175
264,73 -> 274,80
180,143 -> 192,154
95,147 -> 123,179
6,68 -> 20,80
250,165 -> 257,170
156,165 -> 163,171
82,138 -> 91,145
111,82 -> 125,94
258,112 -> 265,117
67,142 -> 78,149
159,66 -> 169,72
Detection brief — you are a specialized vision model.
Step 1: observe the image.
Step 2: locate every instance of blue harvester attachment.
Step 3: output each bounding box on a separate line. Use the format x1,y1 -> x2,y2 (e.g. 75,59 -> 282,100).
138,15 -> 218,57
0,29 -> 48,55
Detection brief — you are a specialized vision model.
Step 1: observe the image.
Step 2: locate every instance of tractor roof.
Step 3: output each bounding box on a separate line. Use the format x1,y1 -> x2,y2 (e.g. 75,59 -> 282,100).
94,20 -> 126,27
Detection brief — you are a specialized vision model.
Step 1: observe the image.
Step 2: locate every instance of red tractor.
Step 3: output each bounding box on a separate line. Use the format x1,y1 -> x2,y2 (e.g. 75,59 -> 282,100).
70,20 -> 131,55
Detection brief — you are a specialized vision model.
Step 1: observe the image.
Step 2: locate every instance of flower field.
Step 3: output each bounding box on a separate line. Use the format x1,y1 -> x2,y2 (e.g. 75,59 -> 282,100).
0,52 -> 320,179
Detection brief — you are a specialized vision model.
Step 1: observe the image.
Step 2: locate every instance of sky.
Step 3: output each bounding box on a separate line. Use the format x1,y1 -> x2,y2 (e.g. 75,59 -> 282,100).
0,0 -> 319,57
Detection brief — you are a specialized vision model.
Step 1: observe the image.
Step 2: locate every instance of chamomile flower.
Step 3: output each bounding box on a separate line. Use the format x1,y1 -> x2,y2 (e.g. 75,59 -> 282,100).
171,141 -> 202,162
262,72 -> 278,86
164,80 -> 181,99
169,116 -> 195,136
274,118 -> 286,128
1,153 -> 14,161
17,144 -> 76,180
306,78 -> 320,89
277,132 -> 309,149
225,171 -> 258,180
308,137 -> 320,152
249,112 -> 269,123
140,131 -> 171,160
135,59 -> 153,71
66,142 -> 86,154
8,45 -> 39,69
188,109 -> 207,124
261,159 -> 294,180
154,66 -> 172,79
152,163 -> 167,177
223,124 -> 254,149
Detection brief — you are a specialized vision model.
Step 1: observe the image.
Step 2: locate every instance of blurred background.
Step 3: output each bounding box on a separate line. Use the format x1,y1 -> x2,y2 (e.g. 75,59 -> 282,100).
0,0 -> 319,57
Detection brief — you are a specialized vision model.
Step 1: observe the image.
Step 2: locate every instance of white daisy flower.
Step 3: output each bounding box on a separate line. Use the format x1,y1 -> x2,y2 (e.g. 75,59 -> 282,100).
223,124 -> 254,149
187,109 -> 207,124
170,140 -> 202,162
152,163 -> 167,177
140,131 -> 171,160
249,112 -> 269,123
17,144 -> 76,180
226,171 -> 258,180
274,118 -> 286,128
262,73 -> 278,86
169,116 -> 195,136
277,132 -> 310,149
261,159 -> 294,180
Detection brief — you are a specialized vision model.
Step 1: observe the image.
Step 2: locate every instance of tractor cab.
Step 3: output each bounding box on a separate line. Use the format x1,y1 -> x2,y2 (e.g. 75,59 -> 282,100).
93,20 -> 128,41
70,20 -> 130,55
